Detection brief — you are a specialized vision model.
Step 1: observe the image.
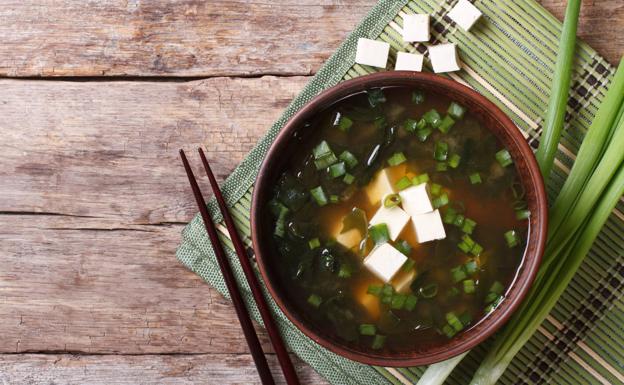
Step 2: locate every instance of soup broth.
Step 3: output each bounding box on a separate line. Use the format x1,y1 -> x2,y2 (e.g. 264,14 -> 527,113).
268,87 -> 528,353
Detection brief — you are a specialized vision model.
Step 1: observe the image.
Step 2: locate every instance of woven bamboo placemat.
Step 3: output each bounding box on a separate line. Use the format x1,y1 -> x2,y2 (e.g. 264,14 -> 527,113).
177,1 -> 624,383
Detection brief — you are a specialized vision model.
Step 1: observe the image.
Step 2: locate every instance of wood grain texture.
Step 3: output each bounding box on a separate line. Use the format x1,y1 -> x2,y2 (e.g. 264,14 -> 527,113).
0,354 -> 326,385
0,0 -> 620,78
0,0 -> 370,77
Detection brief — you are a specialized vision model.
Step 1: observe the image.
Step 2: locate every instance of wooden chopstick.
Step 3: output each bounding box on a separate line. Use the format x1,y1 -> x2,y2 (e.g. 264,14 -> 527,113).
198,148 -> 301,385
179,149 -> 276,385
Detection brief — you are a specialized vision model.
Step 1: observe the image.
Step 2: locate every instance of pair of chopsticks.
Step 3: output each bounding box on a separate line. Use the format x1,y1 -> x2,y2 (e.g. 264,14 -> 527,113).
180,148 -> 300,385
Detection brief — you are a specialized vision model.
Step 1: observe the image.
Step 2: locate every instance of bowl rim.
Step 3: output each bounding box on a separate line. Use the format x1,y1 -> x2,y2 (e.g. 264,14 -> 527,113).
251,71 -> 548,366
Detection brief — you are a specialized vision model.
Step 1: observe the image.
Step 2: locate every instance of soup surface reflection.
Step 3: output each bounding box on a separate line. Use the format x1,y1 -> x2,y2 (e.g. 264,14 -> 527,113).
268,87 -> 528,353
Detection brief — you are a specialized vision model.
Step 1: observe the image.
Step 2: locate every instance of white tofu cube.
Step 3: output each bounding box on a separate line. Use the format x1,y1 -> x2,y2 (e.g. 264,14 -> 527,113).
447,0 -> 483,31
411,209 -> 446,243
335,228 -> 362,250
428,43 -> 461,73
364,243 -> 407,283
369,202 -> 410,241
402,14 -> 430,42
355,38 -> 390,68
399,183 -> 433,216
365,168 -> 396,205
395,52 -> 424,71
393,269 -> 417,293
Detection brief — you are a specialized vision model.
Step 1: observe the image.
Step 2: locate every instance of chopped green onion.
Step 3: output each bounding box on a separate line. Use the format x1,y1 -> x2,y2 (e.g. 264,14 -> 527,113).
430,183 -> 442,196
484,292 -> 500,304
370,223 -> 390,245
307,294 -> 322,308
343,173 -> 355,185
447,287 -> 460,297
367,89 -> 386,107
412,173 -> 430,185
310,186 -> 328,206
308,238 -> 321,249
383,193 -> 402,208
391,293 -> 407,310
313,140 -> 332,159
382,284 -> 393,297
329,195 -> 340,203
451,265 -> 467,283
459,312 -> 472,326
338,263 -> 352,278
417,127 -> 432,142
504,230 -> 520,248
404,294 -> 418,311
424,109 -> 442,127
484,296 -> 503,314
395,239 -> 412,256
489,281 -> 504,295
432,193 -> 449,208
463,279 -> 476,294
404,118 -> 419,132
395,176 -> 412,190
381,294 -> 392,304
453,214 -> 465,227
419,283 -> 438,298
448,102 -> 467,119
469,172 -> 482,184
412,90 -> 425,104
438,115 -> 455,134
515,209 -> 531,220
328,162 -> 346,178
339,150 -> 358,169
471,243 -> 482,257
401,258 -> 416,272
495,149 -> 513,167
434,141 -> 449,161
417,118 -> 427,130
443,208 -> 457,224
359,323 -> 376,336
387,152 -> 407,166
442,324 -> 457,338
314,153 -> 338,170
446,312 -> 464,332
371,334 -> 386,350
464,260 -> 478,275
448,153 -> 461,168
462,218 -> 476,234
367,284 -> 382,296
333,113 -> 353,132
436,162 -> 448,171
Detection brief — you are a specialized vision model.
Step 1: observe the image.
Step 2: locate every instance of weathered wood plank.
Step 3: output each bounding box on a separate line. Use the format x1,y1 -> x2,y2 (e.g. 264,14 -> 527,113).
0,353 -> 328,385
0,0 -> 620,78
0,0 -> 370,77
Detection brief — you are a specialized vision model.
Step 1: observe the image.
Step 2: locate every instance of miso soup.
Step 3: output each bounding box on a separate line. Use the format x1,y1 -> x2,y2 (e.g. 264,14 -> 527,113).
268,87 -> 528,353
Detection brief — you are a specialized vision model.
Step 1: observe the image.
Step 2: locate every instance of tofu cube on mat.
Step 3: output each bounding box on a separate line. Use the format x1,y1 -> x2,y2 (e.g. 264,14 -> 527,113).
395,52 -> 424,71
369,202 -> 410,241
411,209 -> 447,243
365,168 -> 396,205
402,14 -> 430,42
355,38 -> 390,68
447,0 -> 483,31
399,183 -> 433,216
335,228 -> 363,250
364,243 -> 407,283
429,43 -> 461,73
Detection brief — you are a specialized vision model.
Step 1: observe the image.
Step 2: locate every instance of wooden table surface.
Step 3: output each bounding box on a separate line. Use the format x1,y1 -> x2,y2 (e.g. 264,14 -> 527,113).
1,1 -> 621,384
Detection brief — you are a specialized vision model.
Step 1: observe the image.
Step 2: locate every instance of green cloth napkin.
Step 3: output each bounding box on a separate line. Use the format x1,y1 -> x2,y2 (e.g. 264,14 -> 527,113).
177,1 -> 624,384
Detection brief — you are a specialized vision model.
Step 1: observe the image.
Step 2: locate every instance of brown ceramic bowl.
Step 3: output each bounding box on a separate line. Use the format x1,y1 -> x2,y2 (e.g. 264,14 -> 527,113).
251,72 -> 547,366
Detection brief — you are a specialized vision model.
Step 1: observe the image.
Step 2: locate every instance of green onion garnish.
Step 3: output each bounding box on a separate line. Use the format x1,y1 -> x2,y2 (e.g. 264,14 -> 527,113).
432,193 -> 449,208
464,260 -> 478,275
333,113 -> 353,132
328,162 -> 346,178
463,279 -> 476,294
489,281 -> 504,295
307,294 -> 322,308
391,293 -> 407,310
404,294 -> 418,311
343,173 -> 355,185
367,284 -> 382,296
451,265 -> 467,283
401,258 -> 416,272
404,118 -> 418,132
412,173 -> 430,185
313,140 -> 332,159
371,334 -> 386,350
504,230 -> 520,248
436,162 -> 448,172
387,152 -> 407,166
359,323 -> 376,336
446,312 -> 464,332
395,176 -> 412,190
495,149 -> 513,167
453,214 -> 465,227
369,223 -> 390,245
442,324 -> 457,338
484,292 -> 500,304
448,102 -> 467,119
382,284 -> 393,297
395,239 -> 412,256
412,90 -> 425,104
314,153 -> 338,170
459,312 -> 472,327
443,208 -> 457,224
430,183 -> 442,196
438,115 -> 455,134
383,193 -> 401,208
329,194 -> 340,203
469,172 -> 482,184
310,186 -> 328,206
447,287 -> 460,298
515,209 -> 531,220
424,109 -> 442,127
471,243 -> 483,257
417,127 -> 432,142
434,141 -> 449,161
448,153 -> 461,168
339,150 -> 358,168
338,263 -> 352,278
308,238 -> 321,249
462,218 -> 476,234
419,283 -> 438,298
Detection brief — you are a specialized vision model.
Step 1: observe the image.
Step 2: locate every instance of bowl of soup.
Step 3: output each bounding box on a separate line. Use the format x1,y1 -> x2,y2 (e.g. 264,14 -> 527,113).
251,72 -> 547,366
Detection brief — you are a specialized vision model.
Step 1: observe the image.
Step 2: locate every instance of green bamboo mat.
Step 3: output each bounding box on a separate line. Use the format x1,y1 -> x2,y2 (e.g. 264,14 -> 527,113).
176,0 -> 624,383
